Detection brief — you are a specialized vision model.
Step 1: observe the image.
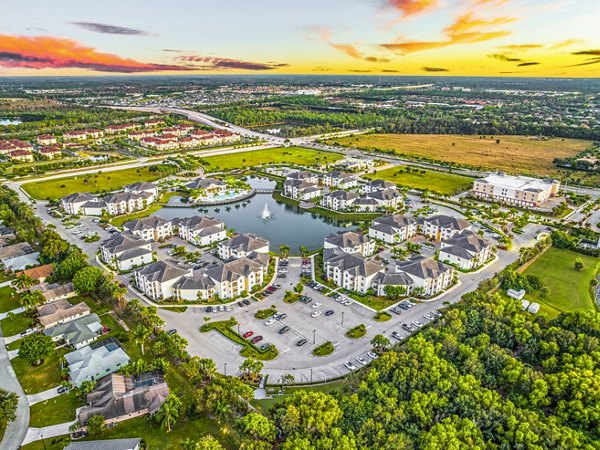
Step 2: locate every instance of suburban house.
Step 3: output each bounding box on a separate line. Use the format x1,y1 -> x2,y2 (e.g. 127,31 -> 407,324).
472,172 -> 560,207
39,146 -> 63,159
283,179 -> 321,200
100,233 -> 153,271
0,242 -> 40,271
64,438 -> 142,450
65,338 -> 131,387
369,215 -> 418,244
37,134 -> 57,146
133,259 -> 193,301
37,298 -> 91,329
324,231 -> 375,256
372,271 -> 414,297
320,190 -> 359,211
366,188 -> 403,209
361,179 -> 397,194
323,248 -> 383,294
395,256 -> 454,296
9,150 -> 34,162
123,216 -> 173,242
123,182 -> 159,204
218,233 -> 269,260
31,281 -> 77,303
176,216 -> 227,247
173,252 -> 269,301
418,215 -> 472,241
44,313 -> 104,349
286,170 -> 319,184
439,230 -> 493,270
321,171 -> 359,189
17,263 -> 54,283
78,371 -> 168,427
104,191 -> 153,216
60,193 -> 103,215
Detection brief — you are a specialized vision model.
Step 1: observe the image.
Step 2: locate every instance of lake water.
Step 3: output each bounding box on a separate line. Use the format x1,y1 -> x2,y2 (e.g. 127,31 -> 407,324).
156,177 -> 354,252
0,119 -> 22,126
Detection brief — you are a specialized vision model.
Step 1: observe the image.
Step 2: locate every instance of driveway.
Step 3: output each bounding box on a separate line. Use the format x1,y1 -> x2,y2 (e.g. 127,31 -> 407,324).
27,386 -> 65,406
22,420 -> 75,446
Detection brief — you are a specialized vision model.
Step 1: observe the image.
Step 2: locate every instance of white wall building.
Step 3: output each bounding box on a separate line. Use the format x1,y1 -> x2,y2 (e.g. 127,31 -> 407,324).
177,216 -> 227,247
472,172 -> 560,207
133,260 -> 193,301
369,214 -> 418,244
218,233 -> 269,260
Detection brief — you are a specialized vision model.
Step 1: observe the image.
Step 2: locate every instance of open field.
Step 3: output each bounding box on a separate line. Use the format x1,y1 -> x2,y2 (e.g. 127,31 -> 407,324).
22,166 -> 170,200
332,134 -> 592,176
0,285 -> 20,313
365,167 -> 473,195
522,247 -> 598,314
12,349 -> 67,394
29,391 -> 82,428
202,146 -> 342,172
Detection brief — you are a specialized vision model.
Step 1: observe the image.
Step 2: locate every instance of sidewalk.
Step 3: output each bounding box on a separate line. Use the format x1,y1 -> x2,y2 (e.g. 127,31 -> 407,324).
22,421 -> 74,446
27,386 -> 64,406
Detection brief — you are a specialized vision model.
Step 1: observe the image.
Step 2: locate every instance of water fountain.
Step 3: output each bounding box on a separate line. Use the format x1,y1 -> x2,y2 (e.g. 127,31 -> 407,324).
261,202 -> 271,220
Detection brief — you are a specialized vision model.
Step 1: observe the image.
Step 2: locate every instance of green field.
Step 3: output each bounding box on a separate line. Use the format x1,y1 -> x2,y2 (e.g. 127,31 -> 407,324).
11,349 -> 67,394
21,166 -> 169,200
0,312 -> 35,337
365,167 -> 473,195
523,247 -> 598,315
29,391 -> 82,428
0,286 -> 20,314
202,147 -> 342,172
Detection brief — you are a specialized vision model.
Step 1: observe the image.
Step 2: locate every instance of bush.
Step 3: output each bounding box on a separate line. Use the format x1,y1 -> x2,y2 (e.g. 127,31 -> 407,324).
312,341 -> 334,357
374,311 -> 392,322
255,309 -> 276,320
346,324 -> 367,339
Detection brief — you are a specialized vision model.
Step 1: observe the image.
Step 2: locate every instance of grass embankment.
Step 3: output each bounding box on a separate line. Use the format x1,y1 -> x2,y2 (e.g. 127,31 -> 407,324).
312,341 -> 335,357
252,379 -> 347,413
364,167 -> 472,196
521,247 -> 598,316
202,147 -> 343,172
22,166 -> 172,200
333,134 -> 591,176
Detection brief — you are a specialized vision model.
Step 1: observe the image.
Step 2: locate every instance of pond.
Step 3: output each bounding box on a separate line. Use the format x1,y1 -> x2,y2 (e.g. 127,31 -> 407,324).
156,178 -> 355,252
0,118 -> 22,126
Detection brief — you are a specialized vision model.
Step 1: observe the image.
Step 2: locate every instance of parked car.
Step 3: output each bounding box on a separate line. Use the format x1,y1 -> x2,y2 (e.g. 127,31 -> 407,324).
57,385 -> 69,394
167,329 -> 177,336
218,305 -> 225,312
279,326 -> 290,334
264,318 -> 276,326
297,338 -> 308,346
391,331 -> 404,340
344,361 -> 357,371
401,323 -> 413,332
324,310 -> 335,317
243,331 -> 254,338
311,311 -> 322,318
260,343 -> 271,351
20,328 -> 36,337
251,335 -> 263,344
311,302 -> 322,309
276,313 -> 287,320
237,301 -> 245,307
432,309 -> 442,317
356,356 -> 368,365
424,313 -> 435,321
367,351 -> 379,360
205,306 -> 213,313
412,320 -> 424,328
243,298 -> 251,306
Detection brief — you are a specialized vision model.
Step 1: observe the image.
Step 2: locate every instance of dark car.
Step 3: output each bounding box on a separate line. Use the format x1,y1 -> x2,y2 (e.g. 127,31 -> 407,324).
401,323 -> 412,332
296,338 -> 308,347
251,335 -> 263,344
237,301 -> 245,307
205,306 -> 213,313
279,325 -> 290,334
167,329 -> 177,336
260,343 -> 271,351
324,310 -> 335,317
243,331 -> 254,338
57,385 -> 68,394
243,298 -> 251,306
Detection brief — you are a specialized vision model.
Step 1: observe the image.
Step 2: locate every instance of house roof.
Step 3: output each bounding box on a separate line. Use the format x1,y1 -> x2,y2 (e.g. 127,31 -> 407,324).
62,192 -> 96,204
0,242 -> 35,260
441,230 -> 491,258
133,259 -> 191,283
64,439 -> 142,450
221,233 -> 269,254
17,263 -> 54,280
186,177 -> 227,190
65,338 -> 131,386
44,313 -> 103,346
419,214 -> 471,231
367,188 -> 401,201
177,215 -> 223,232
372,214 -> 417,230
328,190 -> 359,201
368,179 -> 396,189
124,182 -> 156,192
123,216 -> 170,233
373,271 -> 414,287
37,298 -> 91,327
287,171 -> 315,181
396,256 -> 452,281
323,248 -> 383,278
325,231 -> 370,249
101,232 -> 149,255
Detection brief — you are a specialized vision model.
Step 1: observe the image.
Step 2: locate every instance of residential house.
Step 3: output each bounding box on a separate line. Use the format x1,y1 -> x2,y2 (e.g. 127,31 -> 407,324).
78,371 -> 168,426
9,150 -> 34,162
361,179 -> 397,194
321,171 -> 358,189
100,232 -> 153,271
186,177 -> 228,198
218,233 -> 269,260
366,188 -> 403,209
320,190 -> 359,211
104,192 -> 153,216
64,438 -> 142,450
176,216 -> 227,247
338,157 -> 375,171
286,171 -> 319,184
372,271 -> 414,297
38,146 -> 63,159
85,129 -> 104,139
369,215 -> 418,244
133,259 -> 192,301
61,193 -> 98,215
0,242 -> 39,271
65,338 -> 131,387
396,256 -> 454,296
123,182 -> 159,203
37,298 -> 91,329
123,216 -> 173,242
323,248 -> 383,294
324,231 -> 375,256
353,197 -> 379,212
418,215 -> 472,241
439,230 -> 493,270
283,179 -> 321,200
44,313 -> 104,349
36,134 -> 57,146
31,281 -> 77,303
16,263 -> 54,283
63,130 -> 87,141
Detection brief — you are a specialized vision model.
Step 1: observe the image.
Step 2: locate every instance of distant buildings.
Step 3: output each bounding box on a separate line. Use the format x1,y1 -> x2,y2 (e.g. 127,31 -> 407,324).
472,172 -> 560,207
218,233 -> 269,260
176,216 -> 227,247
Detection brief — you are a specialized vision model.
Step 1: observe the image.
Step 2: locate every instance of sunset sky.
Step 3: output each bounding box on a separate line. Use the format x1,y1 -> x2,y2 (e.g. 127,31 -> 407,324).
0,0 -> 598,77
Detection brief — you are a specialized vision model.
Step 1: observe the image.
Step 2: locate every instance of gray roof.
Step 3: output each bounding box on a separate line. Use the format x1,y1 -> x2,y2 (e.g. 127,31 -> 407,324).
101,232 -> 148,254
287,171 -> 315,181
205,252 -> 269,283
124,181 -> 156,192
442,230 -> 491,258
186,177 -> 227,190
372,214 -> 417,229
62,192 -> 95,203
323,248 -> 383,277
373,271 -> 414,287
367,188 -> 401,201
177,215 -> 224,232
134,259 -> 190,283
222,233 -> 269,253
396,256 -> 452,281
173,273 -> 216,291
325,170 -> 352,179
325,231 -> 370,249
284,179 -> 318,190
419,214 -> 471,231
368,179 -> 396,189
44,313 -> 103,346
103,191 -> 151,204
118,247 -> 153,261
123,216 -> 170,233
64,439 -> 141,450
328,190 -> 359,201
81,200 -> 106,209
0,242 -> 35,260
354,197 -> 378,206
65,338 -> 131,386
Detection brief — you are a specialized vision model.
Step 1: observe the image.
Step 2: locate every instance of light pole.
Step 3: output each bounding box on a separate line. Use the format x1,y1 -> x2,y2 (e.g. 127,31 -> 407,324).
41,434 -> 46,450
237,324 -> 240,336
341,311 -> 344,326
310,368 -> 313,383
313,329 -> 316,344
224,362 -> 227,377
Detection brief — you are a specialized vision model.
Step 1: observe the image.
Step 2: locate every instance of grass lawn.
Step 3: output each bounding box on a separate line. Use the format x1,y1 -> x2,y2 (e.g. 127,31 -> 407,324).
12,349 -> 67,394
22,166 -> 171,200
364,167 -> 473,196
252,379 -> 347,413
0,286 -> 20,314
29,391 -> 82,428
202,147 -> 342,172
110,192 -> 182,227
522,247 -> 598,314
0,312 -> 36,337
333,134 -> 592,176
345,324 -> 367,339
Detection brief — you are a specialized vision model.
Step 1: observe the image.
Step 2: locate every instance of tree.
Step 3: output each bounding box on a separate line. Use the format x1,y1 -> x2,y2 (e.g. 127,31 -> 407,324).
86,415 -> 106,436
281,373 -> 295,392
78,380 -> 96,401
54,248 -> 89,281
73,266 -> 103,294
240,357 -> 263,380
155,394 -> 182,432
298,246 -> 309,258
574,258 -> 585,272
19,333 -> 55,366
384,285 -> 407,300
19,290 -> 45,312
279,245 -> 291,258
183,435 -> 225,450
274,391 -> 342,437
240,412 -> 276,443
133,326 -> 152,356
12,274 -> 36,290
370,334 -> 391,352
0,389 -> 18,430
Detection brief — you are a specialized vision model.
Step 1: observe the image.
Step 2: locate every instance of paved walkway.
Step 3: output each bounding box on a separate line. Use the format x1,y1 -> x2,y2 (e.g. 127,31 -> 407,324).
22,421 -> 74,446
27,386 -> 64,406
0,307 -> 25,321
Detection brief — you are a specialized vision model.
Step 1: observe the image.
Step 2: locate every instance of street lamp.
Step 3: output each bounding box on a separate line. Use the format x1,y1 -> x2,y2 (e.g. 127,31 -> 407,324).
341,311 -> 344,326
313,329 -> 316,344
224,362 -> 227,377
41,434 -> 46,450
237,324 -> 240,336
310,368 -> 313,383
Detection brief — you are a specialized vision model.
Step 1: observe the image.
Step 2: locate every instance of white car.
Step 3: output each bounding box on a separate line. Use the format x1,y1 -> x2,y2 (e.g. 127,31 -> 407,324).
423,313 -> 434,321
343,300 -> 353,306
311,302 -> 322,309
311,311 -> 322,318
432,310 -> 442,317
264,318 -> 276,326
226,305 -> 232,312
412,320 -> 424,328
367,351 -> 379,360
356,356 -> 368,365
344,361 -> 356,370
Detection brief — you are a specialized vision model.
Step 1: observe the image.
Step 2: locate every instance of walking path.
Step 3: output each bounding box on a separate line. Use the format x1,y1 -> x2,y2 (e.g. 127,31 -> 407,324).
0,307 -> 25,321
27,386 -> 64,406
22,421 -> 74,446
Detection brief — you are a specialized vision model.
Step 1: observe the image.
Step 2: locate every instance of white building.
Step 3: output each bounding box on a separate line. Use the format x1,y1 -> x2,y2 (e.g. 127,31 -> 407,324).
218,233 -> 269,260
100,232 -> 153,271
396,257 -> 454,296
361,179 -> 397,194
321,171 -> 359,189
104,192 -> 153,216
133,260 -> 193,301
369,215 -> 418,244
439,230 -> 493,270
283,179 -> 321,200
366,188 -> 403,209
320,190 -> 359,211
286,170 -> 319,184
418,215 -> 472,241
177,216 -> 227,247
323,248 -> 383,294
61,193 -> 98,215
123,182 -> 159,204
123,216 -> 173,242
372,272 -> 414,297
324,231 -> 375,256
472,172 -> 560,207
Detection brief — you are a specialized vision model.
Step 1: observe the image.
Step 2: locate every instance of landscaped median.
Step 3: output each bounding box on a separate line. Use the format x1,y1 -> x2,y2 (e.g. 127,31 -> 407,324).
312,341 -> 334,357
200,318 -> 278,360
374,311 -> 392,322
345,324 -> 367,339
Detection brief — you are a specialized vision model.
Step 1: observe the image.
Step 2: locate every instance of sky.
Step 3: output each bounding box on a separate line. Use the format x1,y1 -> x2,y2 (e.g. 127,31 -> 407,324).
0,0 -> 599,77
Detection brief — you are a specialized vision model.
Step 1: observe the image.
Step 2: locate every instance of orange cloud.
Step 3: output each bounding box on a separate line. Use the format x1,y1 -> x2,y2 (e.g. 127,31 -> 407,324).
0,34 -> 191,72
331,43 -> 390,63
498,44 -> 543,50
551,39 -> 586,49
387,0 -> 438,18
382,12 -> 515,54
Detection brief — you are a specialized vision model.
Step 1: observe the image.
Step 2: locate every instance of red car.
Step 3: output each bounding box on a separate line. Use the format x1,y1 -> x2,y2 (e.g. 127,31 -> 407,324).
251,335 -> 263,344
243,331 -> 254,339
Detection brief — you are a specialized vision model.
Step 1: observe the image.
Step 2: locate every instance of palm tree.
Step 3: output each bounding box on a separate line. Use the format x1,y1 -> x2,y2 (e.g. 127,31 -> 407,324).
156,394 -> 182,432
20,290 -> 45,312
199,358 -> 217,382
133,326 -> 151,356
12,274 -> 36,291
279,245 -> 291,258
298,246 -> 309,258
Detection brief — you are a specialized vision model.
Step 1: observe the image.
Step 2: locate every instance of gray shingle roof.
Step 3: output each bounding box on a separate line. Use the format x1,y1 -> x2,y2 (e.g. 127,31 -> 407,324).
324,248 -> 383,277
133,259 -> 190,283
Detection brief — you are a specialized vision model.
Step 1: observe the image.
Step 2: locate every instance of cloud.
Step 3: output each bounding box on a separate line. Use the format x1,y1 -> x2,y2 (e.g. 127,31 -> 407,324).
387,0 -> 438,18
349,69 -> 372,73
572,49 -> 600,56
422,66 -> 448,72
330,43 -> 390,62
488,53 -> 522,62
0,34 -> 192,72
498,44 -> 543,50
382,69 -> 399,72
549,39 -> 585,50
567,58 -> 600,67
381,13 -> 515,54
517,62 -> 540,66
71,22 -> 148,36
178,55 -> 288,71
